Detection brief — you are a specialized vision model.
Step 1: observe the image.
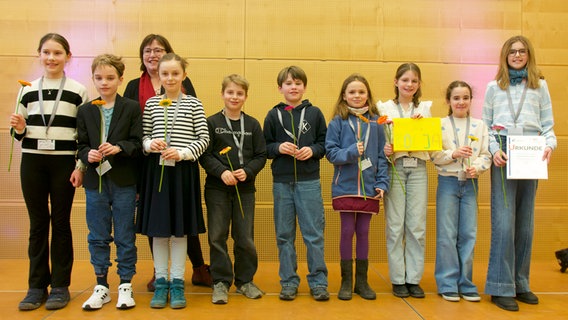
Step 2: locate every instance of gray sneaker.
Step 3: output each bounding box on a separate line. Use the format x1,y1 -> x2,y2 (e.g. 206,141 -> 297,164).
236,282 -> 264,299
212,282 -> 229,304
310,287 -> 330,301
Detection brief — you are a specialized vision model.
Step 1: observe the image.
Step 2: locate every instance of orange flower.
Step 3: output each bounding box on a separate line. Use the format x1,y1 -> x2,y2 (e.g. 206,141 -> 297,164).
377,115 -> 392,125
219,146 -> 232,155
92,99 -> 106,107
159,98 -> 172,107
18,80 -> 32,87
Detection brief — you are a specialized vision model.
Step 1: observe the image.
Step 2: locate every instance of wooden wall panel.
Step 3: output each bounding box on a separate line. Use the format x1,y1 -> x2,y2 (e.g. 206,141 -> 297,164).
0,0 -> 566,262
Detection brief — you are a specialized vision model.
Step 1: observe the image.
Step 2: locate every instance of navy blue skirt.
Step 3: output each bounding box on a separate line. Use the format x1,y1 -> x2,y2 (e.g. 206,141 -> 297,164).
136,153 -> 206,237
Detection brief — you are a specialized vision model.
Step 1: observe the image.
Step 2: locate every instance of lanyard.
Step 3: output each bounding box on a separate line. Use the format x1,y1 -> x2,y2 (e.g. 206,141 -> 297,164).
163,93 -> 182,145
396,103 -> 415,118
277,107 -> 306,145
448,116 -> 470,148
38,76 -> 66,134
348,115 -> 371,151
223,111 -> 245,167
506,85 -> 528,127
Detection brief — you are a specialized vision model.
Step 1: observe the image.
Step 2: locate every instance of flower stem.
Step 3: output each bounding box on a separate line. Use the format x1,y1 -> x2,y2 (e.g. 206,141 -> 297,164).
497,135 -> 508,208
226,154 -> 244,218
8,87 -> 25,172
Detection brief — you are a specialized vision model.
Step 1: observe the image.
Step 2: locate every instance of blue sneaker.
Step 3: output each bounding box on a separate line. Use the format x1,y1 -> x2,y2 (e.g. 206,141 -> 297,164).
150,278 -> 169,308
169,279 -> 186,309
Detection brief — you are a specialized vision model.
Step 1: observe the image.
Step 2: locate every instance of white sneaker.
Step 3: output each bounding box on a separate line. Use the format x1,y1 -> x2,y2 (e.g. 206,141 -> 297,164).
116,283 -> 136,309
82,285 -> 111,310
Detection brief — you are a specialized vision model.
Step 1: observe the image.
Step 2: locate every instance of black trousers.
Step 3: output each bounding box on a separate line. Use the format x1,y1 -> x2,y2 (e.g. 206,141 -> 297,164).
21,153 -> 76,289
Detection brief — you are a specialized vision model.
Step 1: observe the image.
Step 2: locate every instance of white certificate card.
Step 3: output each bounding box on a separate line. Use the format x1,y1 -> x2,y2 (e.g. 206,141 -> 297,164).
506,135 -> 548,180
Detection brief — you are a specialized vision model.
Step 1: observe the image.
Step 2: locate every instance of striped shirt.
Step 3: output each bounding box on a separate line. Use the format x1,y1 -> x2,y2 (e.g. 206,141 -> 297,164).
16,76 -> 88,155
482,79 -> 557,154
142,95 -> 209,161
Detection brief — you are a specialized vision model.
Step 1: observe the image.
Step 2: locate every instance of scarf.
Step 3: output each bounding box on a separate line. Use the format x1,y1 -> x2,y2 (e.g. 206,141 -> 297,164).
509,68 -> 528,86
348,106 -> 368,115
138,71 -> 156,111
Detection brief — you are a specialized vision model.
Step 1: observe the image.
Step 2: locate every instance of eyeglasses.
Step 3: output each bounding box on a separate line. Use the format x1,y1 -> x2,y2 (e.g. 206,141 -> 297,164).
143,47 -> 166,55
508,49 -> 527,56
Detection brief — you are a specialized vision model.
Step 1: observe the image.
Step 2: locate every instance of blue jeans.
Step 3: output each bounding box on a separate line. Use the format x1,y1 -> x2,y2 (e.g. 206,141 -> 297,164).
273,180 -> 328,289
385,158 -> 428,285
206,188 -> 257,287
435,175 -> 478,294
85,177 -> 137,280
485,156 -> 537,296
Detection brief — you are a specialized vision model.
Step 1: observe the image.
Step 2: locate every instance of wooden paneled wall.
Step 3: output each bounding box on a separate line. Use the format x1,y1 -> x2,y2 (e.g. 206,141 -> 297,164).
0,0 -> 566,262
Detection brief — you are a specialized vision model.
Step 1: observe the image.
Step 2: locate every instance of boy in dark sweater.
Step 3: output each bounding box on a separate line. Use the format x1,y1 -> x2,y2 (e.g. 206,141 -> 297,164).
263,66 -> 329,301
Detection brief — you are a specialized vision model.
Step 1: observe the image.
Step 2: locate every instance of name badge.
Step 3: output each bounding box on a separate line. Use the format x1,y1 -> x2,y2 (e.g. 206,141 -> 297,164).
458,170 -> 467,181
96,160 -> 112,176
402,157 -> 418,168
508,127 -> 523,136
159,158 -> 176,167
37,139 -> 56,150
360,158 -> 372,171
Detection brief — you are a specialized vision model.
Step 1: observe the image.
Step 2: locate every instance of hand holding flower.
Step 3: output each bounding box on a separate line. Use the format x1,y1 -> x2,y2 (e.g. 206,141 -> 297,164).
8,80 -> 32,172
221,170 -> 238,186
356,141 -> 364,156
491,124 -> 508,208
294,146 -> 313,161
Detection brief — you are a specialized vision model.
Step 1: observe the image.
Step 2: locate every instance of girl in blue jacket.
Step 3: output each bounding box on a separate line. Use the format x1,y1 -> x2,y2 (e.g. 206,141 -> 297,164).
325,74 -> 389,300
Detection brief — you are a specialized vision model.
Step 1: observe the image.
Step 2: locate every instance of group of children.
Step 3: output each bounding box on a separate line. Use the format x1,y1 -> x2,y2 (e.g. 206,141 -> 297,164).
11,33 -> 556,314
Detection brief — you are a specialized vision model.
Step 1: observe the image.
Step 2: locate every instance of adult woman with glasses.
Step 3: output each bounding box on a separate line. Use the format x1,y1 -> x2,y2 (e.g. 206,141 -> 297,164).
124,34 -> 211,291
482,35 -> 556,312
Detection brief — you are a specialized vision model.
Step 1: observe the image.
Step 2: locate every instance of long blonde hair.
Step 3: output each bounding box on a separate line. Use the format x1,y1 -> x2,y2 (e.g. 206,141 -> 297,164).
332,73 -> 378,120
495,35 -> 543,90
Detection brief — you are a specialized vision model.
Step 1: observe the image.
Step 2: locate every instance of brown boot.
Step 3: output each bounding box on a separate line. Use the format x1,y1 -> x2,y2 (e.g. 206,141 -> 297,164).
147,273 -> 156,292
192,264 -> 212,287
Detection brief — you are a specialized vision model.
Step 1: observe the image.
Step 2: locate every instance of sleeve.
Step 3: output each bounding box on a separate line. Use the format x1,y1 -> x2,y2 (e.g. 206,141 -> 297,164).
182,77 -> 197,98
242,118 -> 267,181
263,110 -> 281,159
76,104 -> 91,165
325,117 -> 359,165
116,100 -> 143,157
373,123 -> 390,192
178,101 -> 209,161
538,80 -> 557,149
471,121 -> 492,174
309,108 -> 327,160
123,79 -> 137,100
482,84 -> 500,155
199,117 -> 228,178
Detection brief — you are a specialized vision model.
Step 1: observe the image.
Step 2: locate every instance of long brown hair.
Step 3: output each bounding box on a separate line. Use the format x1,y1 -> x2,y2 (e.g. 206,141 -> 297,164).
495,35 -> 543,90
393,62 -> 422,107
332,73 -> 378,120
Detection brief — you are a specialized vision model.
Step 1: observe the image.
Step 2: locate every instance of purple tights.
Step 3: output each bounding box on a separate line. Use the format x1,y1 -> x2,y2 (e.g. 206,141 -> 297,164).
339,212 -> 372,260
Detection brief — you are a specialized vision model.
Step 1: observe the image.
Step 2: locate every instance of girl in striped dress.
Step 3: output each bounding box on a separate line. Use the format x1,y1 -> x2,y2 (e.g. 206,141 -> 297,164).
136,53 -> 209,309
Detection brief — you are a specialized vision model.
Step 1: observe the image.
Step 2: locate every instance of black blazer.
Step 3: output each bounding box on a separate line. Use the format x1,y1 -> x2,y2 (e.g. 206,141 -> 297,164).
77,94 -> 143,189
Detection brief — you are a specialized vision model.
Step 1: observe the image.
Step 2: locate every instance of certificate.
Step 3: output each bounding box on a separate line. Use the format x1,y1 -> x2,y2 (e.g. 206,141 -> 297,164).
506,135 -> 548,179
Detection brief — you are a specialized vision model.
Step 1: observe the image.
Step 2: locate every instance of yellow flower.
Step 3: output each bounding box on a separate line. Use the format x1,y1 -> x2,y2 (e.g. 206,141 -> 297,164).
159,99 -> 172,107
468,135 -> 478,142
219,146 -> 232,155
18,80 -> 32,87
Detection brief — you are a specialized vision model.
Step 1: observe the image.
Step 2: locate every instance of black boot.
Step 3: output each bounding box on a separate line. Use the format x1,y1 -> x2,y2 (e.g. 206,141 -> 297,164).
354,259 -> 376,300
338,259 -> 353,300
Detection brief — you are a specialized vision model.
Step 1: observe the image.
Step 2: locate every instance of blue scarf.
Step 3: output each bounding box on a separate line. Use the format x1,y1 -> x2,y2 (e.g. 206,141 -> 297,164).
509,68 -> 527,85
